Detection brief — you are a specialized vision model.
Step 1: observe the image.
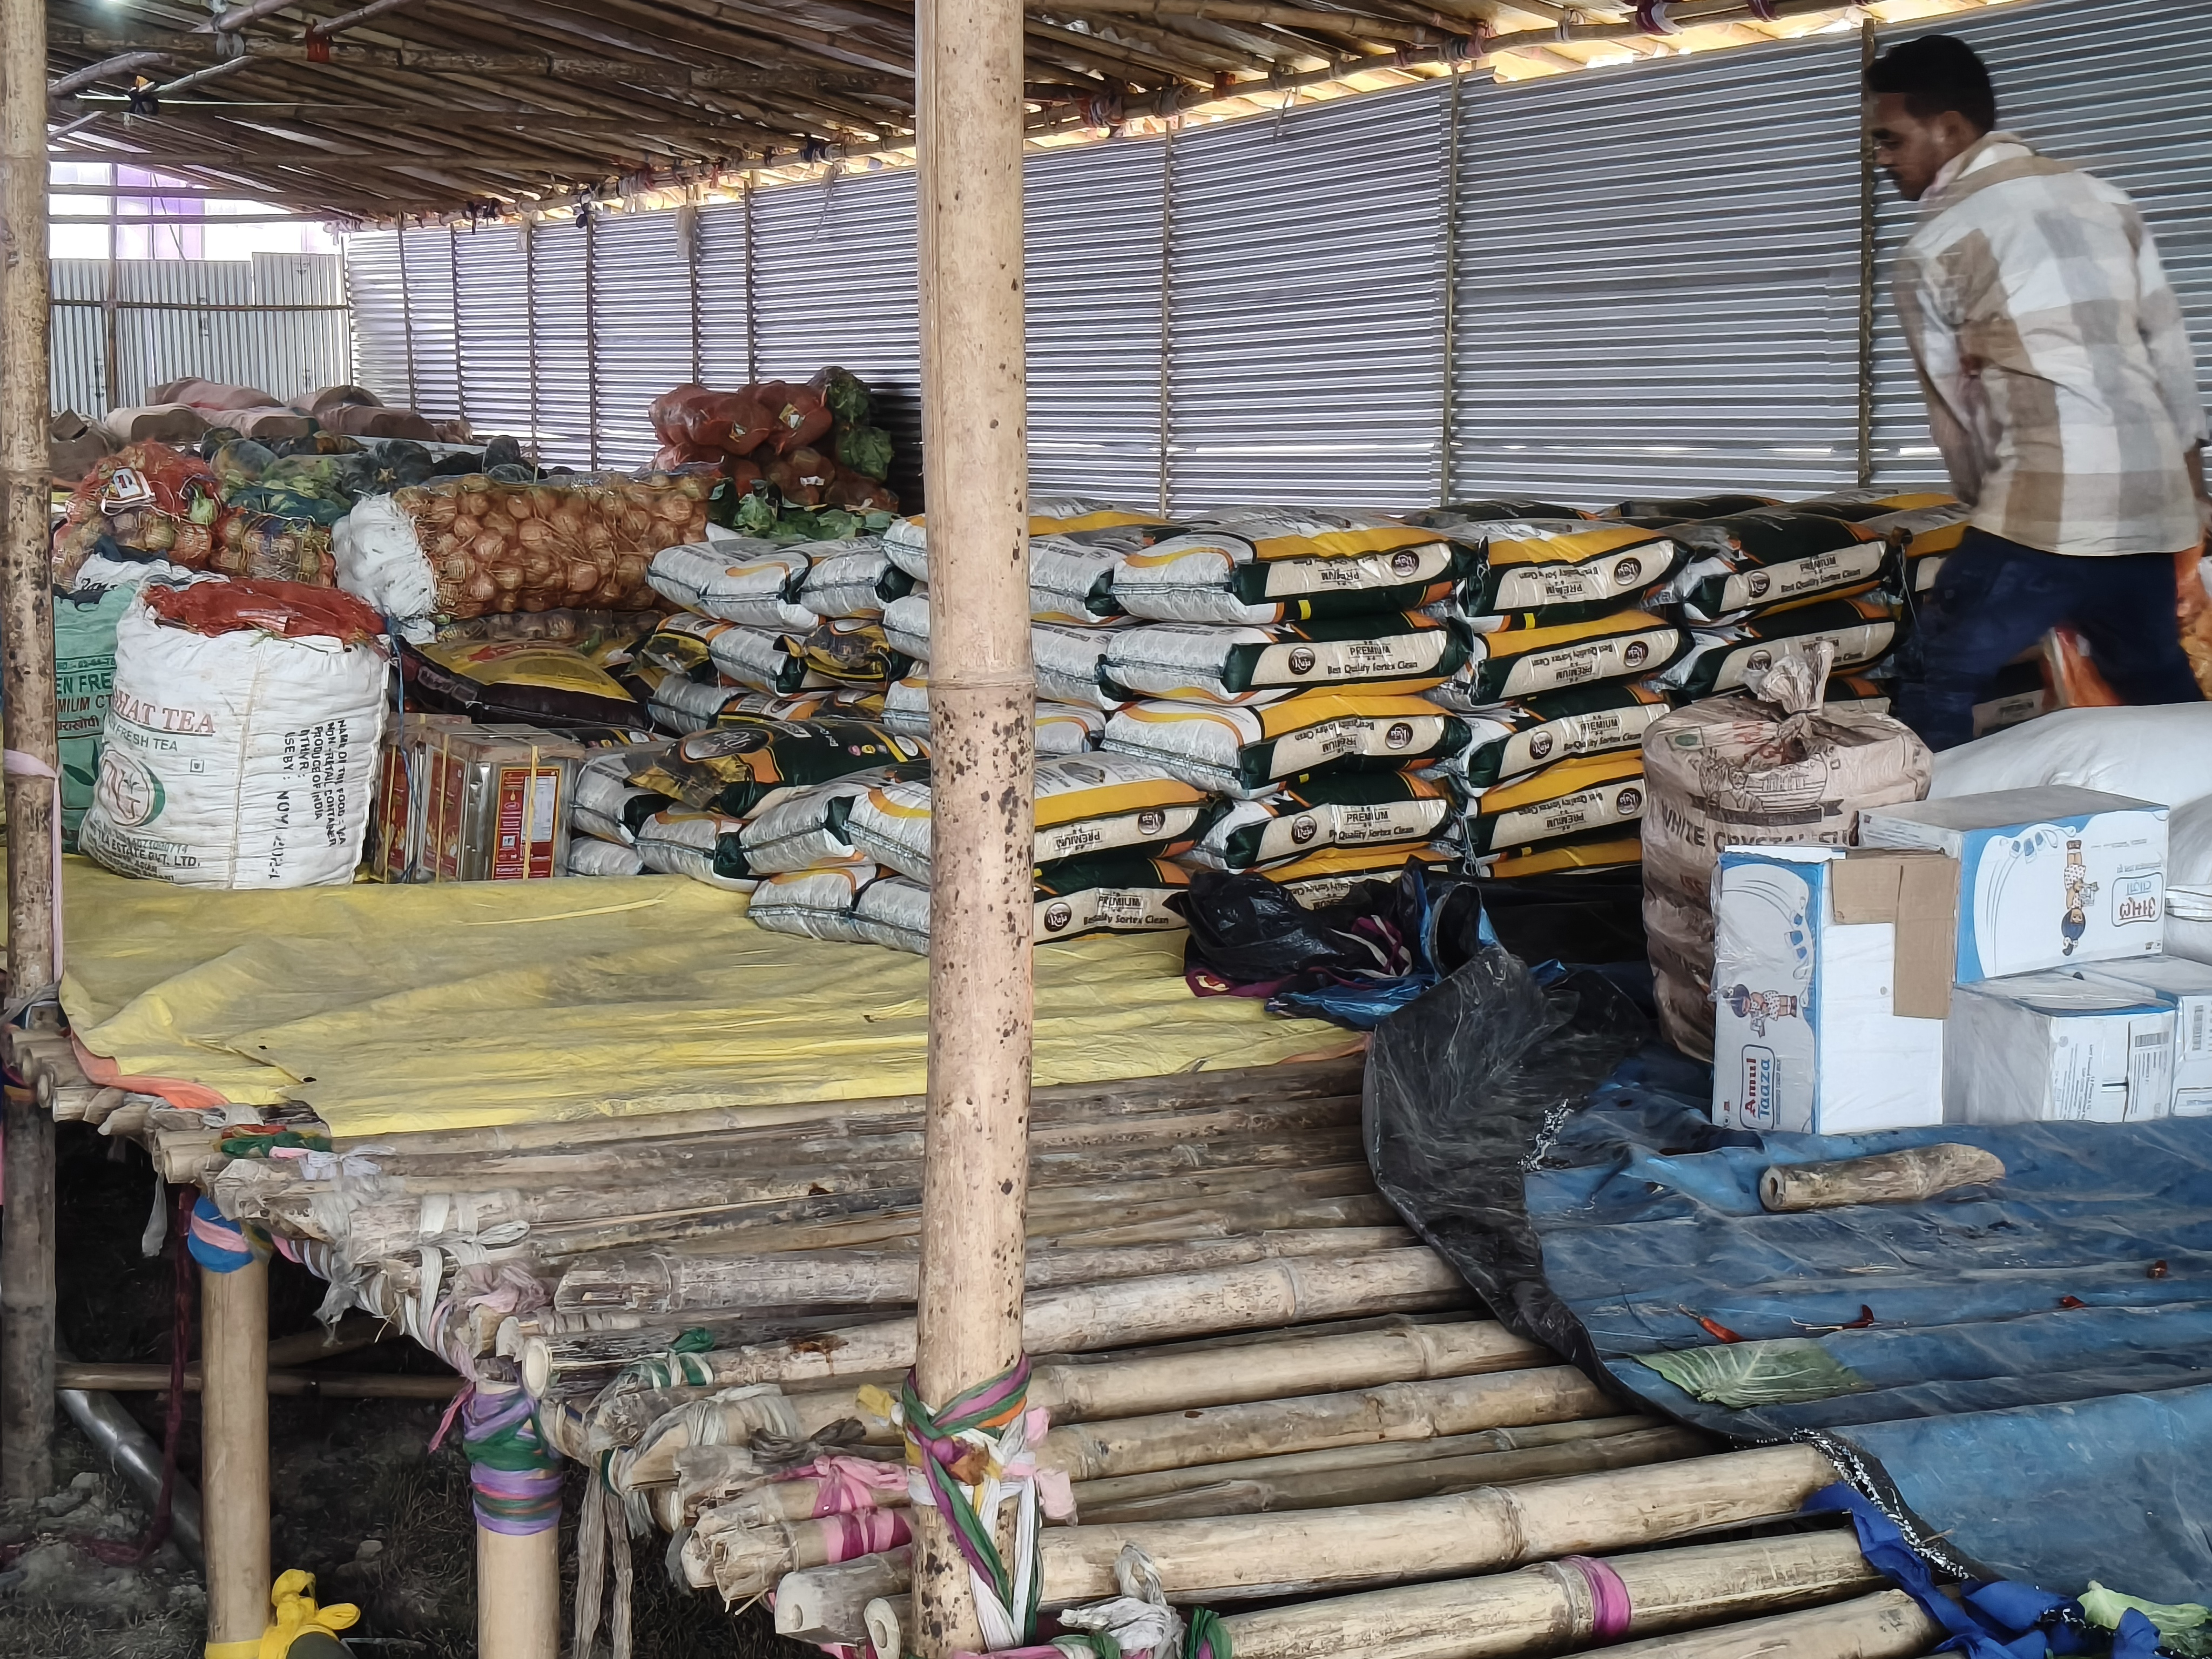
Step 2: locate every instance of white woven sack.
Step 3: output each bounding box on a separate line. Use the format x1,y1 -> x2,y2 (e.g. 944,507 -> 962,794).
80,592 -> 389,887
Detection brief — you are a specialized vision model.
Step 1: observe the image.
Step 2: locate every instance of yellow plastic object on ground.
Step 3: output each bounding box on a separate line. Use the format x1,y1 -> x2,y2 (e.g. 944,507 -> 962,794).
47,859 -> 1344,1138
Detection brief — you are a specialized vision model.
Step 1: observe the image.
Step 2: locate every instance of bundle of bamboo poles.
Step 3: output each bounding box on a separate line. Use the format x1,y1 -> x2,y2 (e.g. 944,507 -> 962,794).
68,1048 -> 1908,1656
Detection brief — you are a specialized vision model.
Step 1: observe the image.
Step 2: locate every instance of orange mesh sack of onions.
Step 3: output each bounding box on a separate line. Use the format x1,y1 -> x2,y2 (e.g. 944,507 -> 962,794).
336,471 -> 713,623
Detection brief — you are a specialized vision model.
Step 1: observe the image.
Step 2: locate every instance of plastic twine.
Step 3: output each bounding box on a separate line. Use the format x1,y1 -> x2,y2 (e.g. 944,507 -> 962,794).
950,1546 -> 1236,1658
459,1386 -> 564,1536
186,1195 -> 272,1274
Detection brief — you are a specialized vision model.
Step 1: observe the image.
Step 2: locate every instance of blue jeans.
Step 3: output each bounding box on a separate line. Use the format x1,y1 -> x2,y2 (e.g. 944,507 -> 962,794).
1891,528 -> 2202,751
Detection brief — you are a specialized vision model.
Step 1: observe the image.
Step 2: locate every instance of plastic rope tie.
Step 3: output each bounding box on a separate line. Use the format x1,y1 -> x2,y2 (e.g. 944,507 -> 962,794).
187,1195 -> 272,1273
893,1357 -> 1044,1650
460,1388 -> 564,1536
1562,1556 -> 1633,1641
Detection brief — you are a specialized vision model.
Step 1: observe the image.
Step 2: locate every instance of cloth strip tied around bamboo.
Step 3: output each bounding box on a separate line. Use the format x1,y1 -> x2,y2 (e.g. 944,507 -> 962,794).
880,1357 -> 1077,1651
455,1385 -> 563,1536
187,1197 -> 271,1274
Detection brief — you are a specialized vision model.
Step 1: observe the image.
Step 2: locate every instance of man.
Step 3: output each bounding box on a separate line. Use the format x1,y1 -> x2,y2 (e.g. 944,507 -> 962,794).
1868,34 -> 2209,750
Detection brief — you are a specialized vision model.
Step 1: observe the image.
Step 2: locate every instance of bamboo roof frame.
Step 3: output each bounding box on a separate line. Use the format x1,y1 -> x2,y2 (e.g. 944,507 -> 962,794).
40,0 -> 2009,224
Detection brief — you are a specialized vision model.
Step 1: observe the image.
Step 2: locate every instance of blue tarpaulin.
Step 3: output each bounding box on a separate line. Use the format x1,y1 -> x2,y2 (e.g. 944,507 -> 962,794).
1535,1050 -> 2212,1600
1363,949 -> 2212,1605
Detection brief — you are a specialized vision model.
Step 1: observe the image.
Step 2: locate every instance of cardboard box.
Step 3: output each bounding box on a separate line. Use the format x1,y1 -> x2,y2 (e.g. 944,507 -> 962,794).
1943,970 -> 2175,1125
367,713 -> 474,882
420,726 -> 586,881
1710,846 -> 1957,1134
1856,787 -> 2167,983
2076,956 -> 2212,1116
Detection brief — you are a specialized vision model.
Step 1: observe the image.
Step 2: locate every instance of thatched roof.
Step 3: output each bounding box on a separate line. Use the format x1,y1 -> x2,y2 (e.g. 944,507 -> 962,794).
43,0 -> 1989,222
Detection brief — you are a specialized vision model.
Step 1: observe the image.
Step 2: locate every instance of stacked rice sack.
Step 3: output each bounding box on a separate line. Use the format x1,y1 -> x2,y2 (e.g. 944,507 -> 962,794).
1085,507 -> 1486,906
727,500 -> 1209,950
1403,494 -> 1694,883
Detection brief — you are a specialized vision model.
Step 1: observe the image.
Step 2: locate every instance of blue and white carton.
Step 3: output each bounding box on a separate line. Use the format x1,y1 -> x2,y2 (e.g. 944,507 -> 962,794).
1944,971 -> 2175,1125
1710,846 -> 1952,1135
1856,786 -> 2167,984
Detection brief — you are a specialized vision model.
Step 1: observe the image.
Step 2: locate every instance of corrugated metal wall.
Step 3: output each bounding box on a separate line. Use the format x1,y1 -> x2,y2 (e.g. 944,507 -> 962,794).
50,252 -> 350,417
344,0 -> 2212,509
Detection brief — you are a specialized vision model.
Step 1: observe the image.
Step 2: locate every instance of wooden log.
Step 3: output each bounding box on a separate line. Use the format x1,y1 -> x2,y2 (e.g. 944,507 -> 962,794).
698,1503 -> 915,1599
1041,1367 -> 1616,1483
203,1261 -> 272,1654
782,1319 -> 1552,1439
1216,1529 -> 1880,1659
1073,1424 -> 1711,1523
1595,1588 -> 1944,1658
1761,1145 -> 2005,1212
553,1228 -> 1412,1316
774,1444 -> 1840,1614
541,1251 -> 1468,1398
54,1361 -> 460,1400
0,0 -> 58,1503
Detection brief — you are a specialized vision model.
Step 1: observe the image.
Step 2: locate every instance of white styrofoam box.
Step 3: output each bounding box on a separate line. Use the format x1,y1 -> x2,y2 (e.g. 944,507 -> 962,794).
2076,956 -> 2212,1117
1710,847 -> 1947,1135
1857,787 -> 2167,983
1943,972 -> 2176,1126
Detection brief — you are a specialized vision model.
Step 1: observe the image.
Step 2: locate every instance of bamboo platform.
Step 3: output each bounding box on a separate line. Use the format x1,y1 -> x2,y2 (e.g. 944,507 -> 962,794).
12,1029 -> 1914,1658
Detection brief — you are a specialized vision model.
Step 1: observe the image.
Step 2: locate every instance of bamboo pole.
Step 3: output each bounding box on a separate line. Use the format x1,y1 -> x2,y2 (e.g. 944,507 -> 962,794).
475,1381 -> 561,1659
783,1319 -> 1549,1438
554,1228 -> 1413,1316
203,1262 -> 273,1657
1761,1145 -> 2005,1212
53,1361 -> 460,1400
1040,1367 -> 1617,1483
1595,1589 -> 1944,1658
775,1444 -> 1840,1613
545,1251 -> 1467,1399
1217,1529 -> 1881,1659
0,0 -> 60,1509
914,0 -> 1032,1622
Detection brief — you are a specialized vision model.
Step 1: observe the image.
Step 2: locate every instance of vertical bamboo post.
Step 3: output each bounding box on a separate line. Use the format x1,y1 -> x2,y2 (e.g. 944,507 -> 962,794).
912,0 -> 1033,1637
202,1260 -> 272,1656
477,1523 -> 561,1659
474,1375 -> 561,1659
0,0 -> 62,1508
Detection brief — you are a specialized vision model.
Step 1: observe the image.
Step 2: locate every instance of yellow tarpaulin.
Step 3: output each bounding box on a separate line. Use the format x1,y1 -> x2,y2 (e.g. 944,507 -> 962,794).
51,860 -> 1345,1138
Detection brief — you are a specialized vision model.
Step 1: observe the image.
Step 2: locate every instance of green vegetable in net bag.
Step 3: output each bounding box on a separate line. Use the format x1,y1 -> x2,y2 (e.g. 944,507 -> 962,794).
836,424 -> 894,481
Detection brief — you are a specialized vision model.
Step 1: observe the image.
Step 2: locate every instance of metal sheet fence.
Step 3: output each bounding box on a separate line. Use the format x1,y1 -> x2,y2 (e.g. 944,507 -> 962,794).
343,0 -> 2212,510
50,252 -> 350,418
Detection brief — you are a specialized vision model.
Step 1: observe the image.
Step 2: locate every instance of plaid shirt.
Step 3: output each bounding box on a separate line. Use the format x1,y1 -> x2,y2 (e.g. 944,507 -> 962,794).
1894,132 -> 2207,557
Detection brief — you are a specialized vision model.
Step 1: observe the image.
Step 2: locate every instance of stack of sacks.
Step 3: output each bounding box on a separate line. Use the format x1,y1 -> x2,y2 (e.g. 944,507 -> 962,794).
749,753 -> 1212,953
1089,507 -> 1491,902
876,496 -> 1169,757
563,743 -> 674,876
635,531 -> 920,733
1405,496 -> 1695,881
620,717 -> 927,896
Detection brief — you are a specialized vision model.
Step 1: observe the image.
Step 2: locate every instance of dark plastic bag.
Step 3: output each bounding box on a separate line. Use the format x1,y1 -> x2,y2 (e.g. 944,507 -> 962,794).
1363,947 -> 1651,1364
1171,862 -> 1494,1028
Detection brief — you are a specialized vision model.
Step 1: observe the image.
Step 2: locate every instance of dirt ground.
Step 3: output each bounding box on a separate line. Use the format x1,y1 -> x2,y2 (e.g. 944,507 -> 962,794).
0,1124 -> 817,1658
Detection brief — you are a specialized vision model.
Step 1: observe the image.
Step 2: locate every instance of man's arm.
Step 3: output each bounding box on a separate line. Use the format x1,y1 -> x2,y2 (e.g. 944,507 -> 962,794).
1894,247 -> 1987,504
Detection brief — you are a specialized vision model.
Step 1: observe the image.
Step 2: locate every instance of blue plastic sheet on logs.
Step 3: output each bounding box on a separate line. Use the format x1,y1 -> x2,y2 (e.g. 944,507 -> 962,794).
1529,1044 -> 2212,1601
